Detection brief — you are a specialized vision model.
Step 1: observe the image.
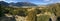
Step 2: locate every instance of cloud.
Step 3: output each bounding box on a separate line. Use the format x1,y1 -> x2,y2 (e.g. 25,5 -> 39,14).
56,0 -> 60,3
0,0 -> 5,1
6,0 -> 14,3
49,0 -> 60,3
44,0 -> 51,2
39,0 -> 52,3
43,0 -> 60,3
10,1 -> 14,2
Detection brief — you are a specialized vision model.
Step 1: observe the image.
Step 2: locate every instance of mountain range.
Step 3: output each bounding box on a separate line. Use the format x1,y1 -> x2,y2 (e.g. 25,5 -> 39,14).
0,1 -> 37,7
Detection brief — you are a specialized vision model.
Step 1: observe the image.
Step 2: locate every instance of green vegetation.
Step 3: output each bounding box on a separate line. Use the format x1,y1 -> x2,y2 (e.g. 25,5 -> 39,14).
0,5 -> 6,17
48,3 -> 60,16
37,15 -> 50,21
0,3 -> 60,21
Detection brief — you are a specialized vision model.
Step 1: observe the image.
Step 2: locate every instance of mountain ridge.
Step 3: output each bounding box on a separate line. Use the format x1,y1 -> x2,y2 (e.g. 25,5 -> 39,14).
0,1 -> 37,7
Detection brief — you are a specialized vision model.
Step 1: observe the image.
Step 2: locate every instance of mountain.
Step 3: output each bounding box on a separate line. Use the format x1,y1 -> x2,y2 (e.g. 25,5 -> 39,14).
9,2 -> 37,6
0,1 -> 37,7
0,1 -> 9,6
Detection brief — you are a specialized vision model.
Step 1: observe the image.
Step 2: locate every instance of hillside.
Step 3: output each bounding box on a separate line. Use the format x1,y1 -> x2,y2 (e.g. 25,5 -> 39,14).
0,1 -> 60,21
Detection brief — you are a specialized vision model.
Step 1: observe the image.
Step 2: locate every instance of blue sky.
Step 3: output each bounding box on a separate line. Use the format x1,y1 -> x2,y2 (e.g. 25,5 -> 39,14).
0,0 -> 60,5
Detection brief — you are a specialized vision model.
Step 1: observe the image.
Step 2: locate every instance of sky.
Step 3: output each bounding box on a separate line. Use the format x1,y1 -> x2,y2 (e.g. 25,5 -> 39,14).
0,0 -> 60,5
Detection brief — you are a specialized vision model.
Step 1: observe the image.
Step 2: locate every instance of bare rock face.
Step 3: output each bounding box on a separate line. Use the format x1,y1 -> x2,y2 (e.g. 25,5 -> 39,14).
15,15 -> 27,21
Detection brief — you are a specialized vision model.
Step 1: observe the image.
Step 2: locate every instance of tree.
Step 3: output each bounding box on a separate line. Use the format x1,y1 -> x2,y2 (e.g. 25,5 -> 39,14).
0,4 -> 5,17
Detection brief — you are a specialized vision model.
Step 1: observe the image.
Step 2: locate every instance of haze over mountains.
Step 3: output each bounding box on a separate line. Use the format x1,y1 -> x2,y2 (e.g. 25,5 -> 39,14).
0,1 -> 37,7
